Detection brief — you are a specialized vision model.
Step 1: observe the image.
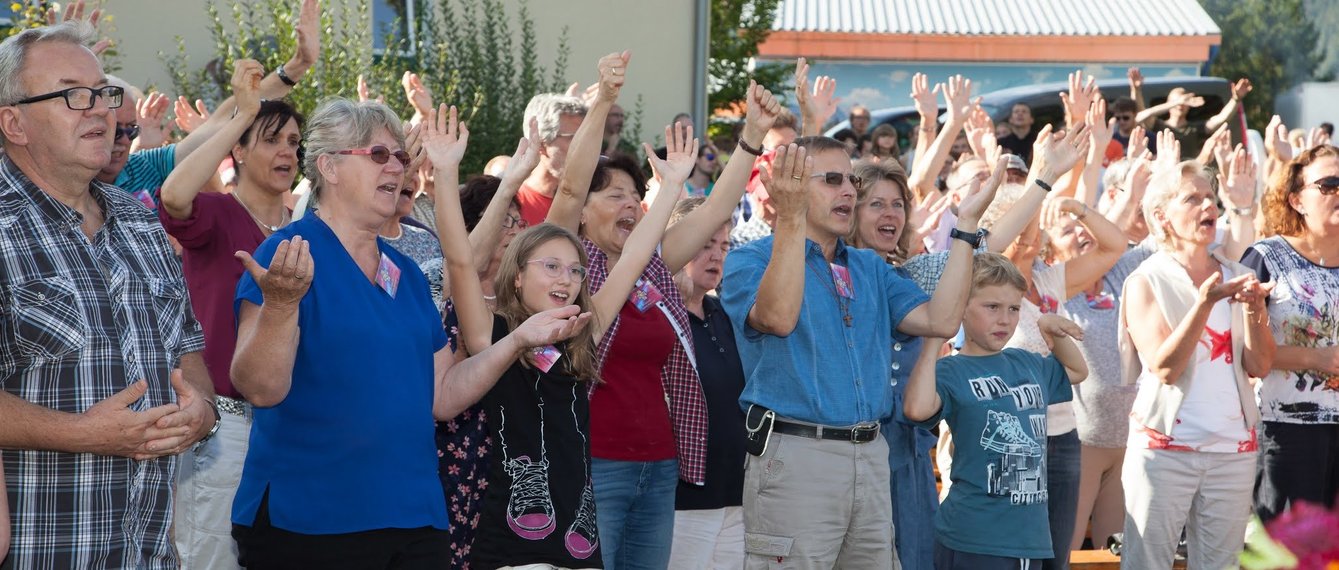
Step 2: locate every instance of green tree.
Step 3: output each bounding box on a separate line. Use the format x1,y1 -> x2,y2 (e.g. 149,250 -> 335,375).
1201,0 -> 1323,129
4,0 -> 121,72
708,0 -> 786,119
160,0 -> 569,175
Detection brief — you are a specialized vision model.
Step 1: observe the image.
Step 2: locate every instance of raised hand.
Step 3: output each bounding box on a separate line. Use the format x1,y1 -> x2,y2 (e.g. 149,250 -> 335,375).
421,104 -> 470,170
403,122 -> 426,176
910,73 -> 938,119
1041,196 -> 1089,231
644,122 -> 698,186
231,59 -> 266,118
943,74 -> 974,125
1309,127 -> 1331,151
1127,67 -> 1144,91
173,97 -> 211,134
1231,78 -> 1253,101
956,154 -> 1007,225
1127,124 -> 1149,161
49,0 -> 110,54
1216,145 -> 1257,210
596,50 -> 632,104
292,0 -> 321,70
1170,90 -> 1204,109
1123,157 -> 1153,202
234,236 -> 314,309
1060,70 -> 1098,126
965,105 -> 1000,163
743,79 -> 782,142
1265,115 -> 1293,162
501,117 -> 542,186
906,191 -> 954,249
794,57 -> 839,132
401,71 -> 435,120
1038,314 -> 1084,351
1153,128 -> 1181,173
1031,122 -> 1092,181
134,92 -> 172,149
1085,97 -> 1114,158
512,305 -> 593,348
760,143 -> 812,220
1202,125 -> 1232,170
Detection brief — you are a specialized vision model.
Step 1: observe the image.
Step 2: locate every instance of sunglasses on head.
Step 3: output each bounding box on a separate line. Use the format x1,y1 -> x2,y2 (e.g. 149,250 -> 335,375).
811,171 -> 863,189
1306,176 -> 1339,195
334,145 -> 411,167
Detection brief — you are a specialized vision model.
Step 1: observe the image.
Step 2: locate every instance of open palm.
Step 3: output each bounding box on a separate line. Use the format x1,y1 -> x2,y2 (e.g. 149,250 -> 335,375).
422,104 -> 469,169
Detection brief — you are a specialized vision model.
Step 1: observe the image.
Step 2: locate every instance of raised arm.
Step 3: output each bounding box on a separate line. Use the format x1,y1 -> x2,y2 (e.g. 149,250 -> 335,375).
231,237 -> 313,406
909,75 -> 973,199
468,119 -> 541,274
1216,145 -> 1258,261
1135,91 -> 1197,125
590,125 -> 698,341
1038,314 -> 1089,382
660,81 -> 780,272
547,51 -> 630,232
1123,272 -> 1250,385
794,57 -> 838,137
1206,79 -> 1251,133
985,123 -> 1091,252
160,60 -> 263,220
1041,197 -> 1126,299
1075,97 -> 1115,207
1103,155 -> 1152,240
1129,67 -> 1146,118
910,73 -> 938,172
746,144 -> 811,336
903,338 -> 946,422
897,156 -> 1004,338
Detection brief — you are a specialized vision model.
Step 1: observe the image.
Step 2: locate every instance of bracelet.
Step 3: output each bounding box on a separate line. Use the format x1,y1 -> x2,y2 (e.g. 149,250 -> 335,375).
276,65 -> 298,87
737,138 -> 764,157
1231,205 -> 1256,216
1034,178 -> 1053,192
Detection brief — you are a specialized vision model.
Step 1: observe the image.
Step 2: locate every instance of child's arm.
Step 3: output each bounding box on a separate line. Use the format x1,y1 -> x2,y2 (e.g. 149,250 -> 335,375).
424,105 -> 493,355
590,124 -> 697,342
1037,314 -> 1089,383
904,338 -> 947,422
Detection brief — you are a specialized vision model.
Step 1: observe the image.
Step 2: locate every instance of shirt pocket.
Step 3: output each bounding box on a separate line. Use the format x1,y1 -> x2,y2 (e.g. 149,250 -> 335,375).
148,277 -> 187,356
9,277 -> 86,360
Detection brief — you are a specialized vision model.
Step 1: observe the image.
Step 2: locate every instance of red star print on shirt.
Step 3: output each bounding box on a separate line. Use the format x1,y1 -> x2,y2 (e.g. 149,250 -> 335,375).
1205,326 -> 1233,363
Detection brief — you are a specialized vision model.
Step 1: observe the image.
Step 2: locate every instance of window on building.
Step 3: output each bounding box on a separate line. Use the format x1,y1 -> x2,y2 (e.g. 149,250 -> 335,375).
372,0 -> 417,54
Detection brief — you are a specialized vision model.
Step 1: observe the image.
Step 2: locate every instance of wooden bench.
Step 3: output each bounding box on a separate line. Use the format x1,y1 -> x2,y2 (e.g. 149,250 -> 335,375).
1070,550 -> 1187,569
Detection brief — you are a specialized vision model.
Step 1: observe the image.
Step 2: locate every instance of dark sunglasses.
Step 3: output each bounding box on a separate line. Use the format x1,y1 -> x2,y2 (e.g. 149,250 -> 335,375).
811,171 -> 863,189
1306,176 -> 1339,195
334,145 -> 410,167
1114,114 -> 1134,121
115,124 -> 140,141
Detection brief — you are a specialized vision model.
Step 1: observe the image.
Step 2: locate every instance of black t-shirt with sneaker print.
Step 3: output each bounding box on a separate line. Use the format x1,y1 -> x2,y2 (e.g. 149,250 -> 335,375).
471,315 -> 603,568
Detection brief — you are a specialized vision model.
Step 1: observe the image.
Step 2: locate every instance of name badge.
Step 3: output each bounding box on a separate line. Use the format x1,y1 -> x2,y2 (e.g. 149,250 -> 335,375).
376,253 -> 401,298
132,189 -> 156,210
831,263 -> 854,299
531,345 -> 563,373
629,278 -> 664,312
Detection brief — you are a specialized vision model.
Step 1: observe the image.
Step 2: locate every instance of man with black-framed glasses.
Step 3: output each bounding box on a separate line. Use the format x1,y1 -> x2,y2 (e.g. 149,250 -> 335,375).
0,21 -> 214,569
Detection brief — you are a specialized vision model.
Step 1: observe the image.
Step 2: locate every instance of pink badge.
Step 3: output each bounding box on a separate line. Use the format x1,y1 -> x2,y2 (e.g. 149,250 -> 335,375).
531,345 -> 563,373
132,189 -> 156,210
830,263 -> 854,299
629,278 -> 664,312
376,253 -> 401,298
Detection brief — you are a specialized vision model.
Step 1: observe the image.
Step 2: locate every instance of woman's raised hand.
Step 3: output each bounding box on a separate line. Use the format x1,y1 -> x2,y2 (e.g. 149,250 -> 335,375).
645,122 -> 698,186
422,104 -> 470,170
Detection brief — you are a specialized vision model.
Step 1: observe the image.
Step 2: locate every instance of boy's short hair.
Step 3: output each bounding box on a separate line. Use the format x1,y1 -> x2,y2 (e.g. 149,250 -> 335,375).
972,252 -> 1027,293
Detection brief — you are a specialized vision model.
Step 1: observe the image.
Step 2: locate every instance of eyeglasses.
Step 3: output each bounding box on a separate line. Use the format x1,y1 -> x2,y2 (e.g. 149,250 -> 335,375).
12,86 -> 124,110
525,258 -> 588,283
333,145 -> 410,167
503,213 -> 528,229
1114,114 -> 1134,121
1305,176 -> 1339,195
114,124 -> 140,141
811,171 -> 863,189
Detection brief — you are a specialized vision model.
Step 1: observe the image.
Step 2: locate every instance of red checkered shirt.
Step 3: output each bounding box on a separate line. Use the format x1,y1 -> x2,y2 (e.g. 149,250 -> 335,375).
583,238 -> 708,484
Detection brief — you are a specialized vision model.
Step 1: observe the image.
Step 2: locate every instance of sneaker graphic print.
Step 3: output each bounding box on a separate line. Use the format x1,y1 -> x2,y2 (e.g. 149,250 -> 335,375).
981,410 -> 1048,505
503,455 -> 557,539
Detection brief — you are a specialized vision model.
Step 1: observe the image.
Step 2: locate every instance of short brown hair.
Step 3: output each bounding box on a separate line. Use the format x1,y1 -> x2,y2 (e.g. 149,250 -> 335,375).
793,135 -> 850,156
972,252 -> 1026,294
1264,144 -> 1339,237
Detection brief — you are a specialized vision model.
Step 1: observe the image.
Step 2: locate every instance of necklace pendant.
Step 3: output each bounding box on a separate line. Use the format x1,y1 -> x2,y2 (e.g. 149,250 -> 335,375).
843,313 -> 853,327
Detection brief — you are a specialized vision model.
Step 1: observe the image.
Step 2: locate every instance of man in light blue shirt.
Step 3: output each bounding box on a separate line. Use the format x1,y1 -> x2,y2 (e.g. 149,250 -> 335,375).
721,135 -> 986,569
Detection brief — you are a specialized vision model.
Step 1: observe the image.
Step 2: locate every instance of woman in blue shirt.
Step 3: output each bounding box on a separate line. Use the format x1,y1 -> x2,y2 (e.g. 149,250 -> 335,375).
229,98 -> 590,568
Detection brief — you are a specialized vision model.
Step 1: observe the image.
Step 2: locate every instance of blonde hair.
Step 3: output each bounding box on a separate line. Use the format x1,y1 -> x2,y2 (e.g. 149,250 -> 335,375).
849,158 -> 913,264
1143,160 -> 1214,248
972,252 -> 1026,293
302,97 -> 406,200
492,224 -> 601,382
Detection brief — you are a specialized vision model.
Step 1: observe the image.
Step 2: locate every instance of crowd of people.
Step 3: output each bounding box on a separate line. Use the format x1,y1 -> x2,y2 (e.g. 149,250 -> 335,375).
0,1 -> 1337,569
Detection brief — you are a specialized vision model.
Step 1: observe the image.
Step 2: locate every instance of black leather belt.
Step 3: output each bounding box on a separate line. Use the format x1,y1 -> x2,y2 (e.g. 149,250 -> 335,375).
772,418 -> 880,443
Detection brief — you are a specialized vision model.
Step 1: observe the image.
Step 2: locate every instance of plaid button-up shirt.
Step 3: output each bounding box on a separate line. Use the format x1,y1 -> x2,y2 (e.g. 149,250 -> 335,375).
583,238 -> 709,484
0,156 -> 205,569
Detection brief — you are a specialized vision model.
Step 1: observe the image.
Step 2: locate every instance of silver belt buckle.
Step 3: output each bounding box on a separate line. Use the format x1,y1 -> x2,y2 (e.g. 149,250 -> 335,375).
851,423 -> 877,443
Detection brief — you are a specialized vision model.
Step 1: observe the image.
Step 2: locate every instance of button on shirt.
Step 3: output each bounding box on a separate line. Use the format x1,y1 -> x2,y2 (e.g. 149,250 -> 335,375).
0,156 -> 205,568
721,236 -> 928,426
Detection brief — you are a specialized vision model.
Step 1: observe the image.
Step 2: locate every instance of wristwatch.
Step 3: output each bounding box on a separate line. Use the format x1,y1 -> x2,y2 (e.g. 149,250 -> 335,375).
949,227 -> 988,249
276,65 -> 298,87
194,399 -> 222,449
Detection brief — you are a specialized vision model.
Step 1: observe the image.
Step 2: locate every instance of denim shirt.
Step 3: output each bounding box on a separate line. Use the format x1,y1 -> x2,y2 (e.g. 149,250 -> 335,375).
721,236 -> 929,425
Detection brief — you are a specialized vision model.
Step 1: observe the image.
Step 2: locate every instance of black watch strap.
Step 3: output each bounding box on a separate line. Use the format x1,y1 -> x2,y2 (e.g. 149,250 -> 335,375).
276,65 -> 298,87
949,227 -> 985,249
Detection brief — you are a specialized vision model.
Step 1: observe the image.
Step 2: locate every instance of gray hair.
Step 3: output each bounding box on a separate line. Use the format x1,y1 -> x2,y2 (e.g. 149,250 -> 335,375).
523,93 -> 587,144
1142,160 -> 1214,248
302,97 -> 406,199
978,182 -> 1028,231
0,21 -> 99,107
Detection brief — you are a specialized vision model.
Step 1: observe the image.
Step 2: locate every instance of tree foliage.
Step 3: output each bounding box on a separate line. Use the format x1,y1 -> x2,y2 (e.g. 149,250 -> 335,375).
708,0 -> 787,116
5,0 -> 121,72
1201,0 -> 1323,129
160,0 -> 570,175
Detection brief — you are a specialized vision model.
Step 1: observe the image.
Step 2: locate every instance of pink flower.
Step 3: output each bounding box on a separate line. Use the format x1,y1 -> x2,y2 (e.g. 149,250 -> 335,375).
1266,501 -> 1339,568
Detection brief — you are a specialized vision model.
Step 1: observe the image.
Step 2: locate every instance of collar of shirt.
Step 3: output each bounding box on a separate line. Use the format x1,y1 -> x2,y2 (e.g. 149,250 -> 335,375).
0,155 -> 141,232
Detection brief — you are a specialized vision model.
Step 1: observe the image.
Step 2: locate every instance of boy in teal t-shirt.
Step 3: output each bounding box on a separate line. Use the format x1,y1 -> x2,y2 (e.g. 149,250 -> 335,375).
904,253 -> 1089,569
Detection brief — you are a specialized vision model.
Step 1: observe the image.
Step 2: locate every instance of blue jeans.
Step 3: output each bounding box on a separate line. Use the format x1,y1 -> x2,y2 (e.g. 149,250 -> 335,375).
1044,430 -> 1081,570
591,458 -> 678,570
